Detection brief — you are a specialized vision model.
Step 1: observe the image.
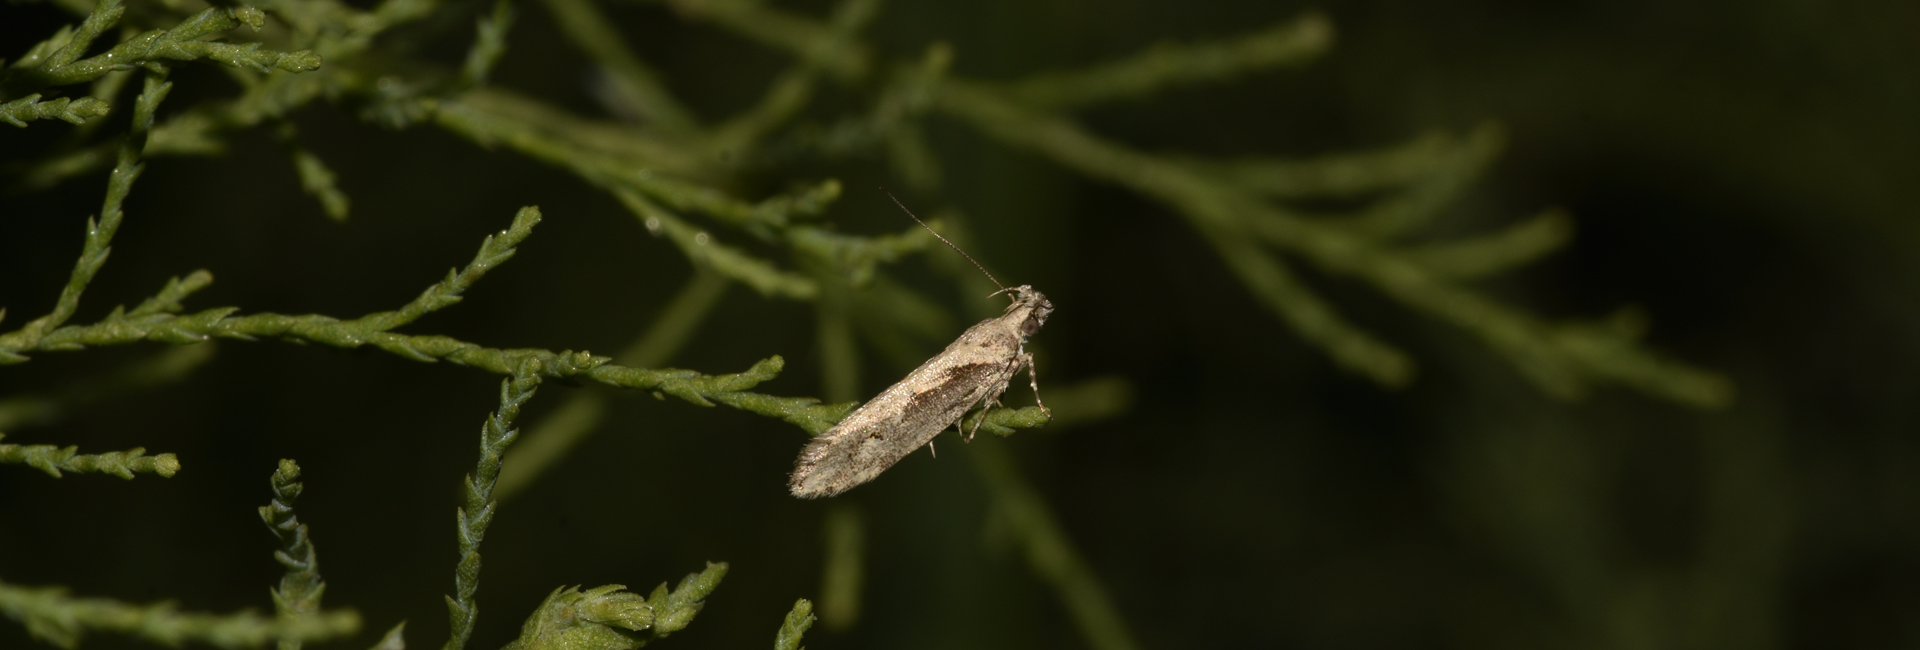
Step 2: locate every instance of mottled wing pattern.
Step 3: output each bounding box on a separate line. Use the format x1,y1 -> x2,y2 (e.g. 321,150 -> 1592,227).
900,361 -> 1009,440
789,359 -> 1016,498
788,288 -> 1048,498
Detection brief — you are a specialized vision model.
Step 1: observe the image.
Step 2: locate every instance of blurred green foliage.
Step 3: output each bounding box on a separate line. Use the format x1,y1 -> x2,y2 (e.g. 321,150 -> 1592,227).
3,0 -> 1918,649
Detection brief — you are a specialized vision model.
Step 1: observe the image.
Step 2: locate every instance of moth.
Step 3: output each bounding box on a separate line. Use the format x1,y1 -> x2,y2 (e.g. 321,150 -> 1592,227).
789,196 -> 1052,498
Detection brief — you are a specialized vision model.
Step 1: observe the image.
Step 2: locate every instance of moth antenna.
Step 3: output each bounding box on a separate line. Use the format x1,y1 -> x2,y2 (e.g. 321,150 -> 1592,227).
884,189 -> 1008,293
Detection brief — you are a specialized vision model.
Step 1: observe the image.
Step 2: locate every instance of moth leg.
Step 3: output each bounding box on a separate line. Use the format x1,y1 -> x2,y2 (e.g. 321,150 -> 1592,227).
952,409 -> 975,442
927,438 -> 937,458
964,395 -> 1002,442
1021,352 -> 1051,419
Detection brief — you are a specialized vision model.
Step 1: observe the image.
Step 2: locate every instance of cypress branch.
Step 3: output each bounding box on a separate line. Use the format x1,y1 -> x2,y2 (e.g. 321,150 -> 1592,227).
773,599 -> 814,650
443,361 -> 544,650
968,440 -> 1139,650
259,460 -> 327,650
0,94 -> 109,127
1002,13 -> 1334,109
0,433 -> 179,479
0,579 -> 358,649
6,1 -> 319,92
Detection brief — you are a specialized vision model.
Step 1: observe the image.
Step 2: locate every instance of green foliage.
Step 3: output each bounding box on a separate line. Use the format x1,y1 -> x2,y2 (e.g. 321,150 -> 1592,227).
443,363 -> 544,650
936,80 -> 1731,405
772,599 -> 814,650
999,14 -> 1333,109
2,0 -> 317,92
368,623 -> 407,650
0,432 -> 178,478
456,0 -> 516,92
643,563 -> 728,638
0,580 -> 359,649
495,268 -> 731,501
0,67 -> 168,364
972,438 -> 1137,650
0,344 -> 215,430
0,94 -> 109,127
816,508 -> 863,631
0,0 -> 1746,647
497,564 -> 729,650
501,585 -> 651,650
275,122 -> 350,221
0,201 -> 855,436
259,460 -> 326,650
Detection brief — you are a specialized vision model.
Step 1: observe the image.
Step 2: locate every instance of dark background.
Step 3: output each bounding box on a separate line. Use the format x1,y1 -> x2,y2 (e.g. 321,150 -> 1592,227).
4,1 -> 1919,649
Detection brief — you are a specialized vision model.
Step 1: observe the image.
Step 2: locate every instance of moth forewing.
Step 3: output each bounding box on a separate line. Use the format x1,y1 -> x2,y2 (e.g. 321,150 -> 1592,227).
789,286 -> 1053,498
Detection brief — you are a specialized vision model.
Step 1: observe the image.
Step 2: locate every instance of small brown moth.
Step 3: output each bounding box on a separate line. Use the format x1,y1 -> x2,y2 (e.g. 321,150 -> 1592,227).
788,195 -> 1052,498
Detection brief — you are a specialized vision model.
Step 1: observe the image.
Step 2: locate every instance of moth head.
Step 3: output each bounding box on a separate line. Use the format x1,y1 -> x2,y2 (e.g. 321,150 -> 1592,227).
1003,285 -> 1052,336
